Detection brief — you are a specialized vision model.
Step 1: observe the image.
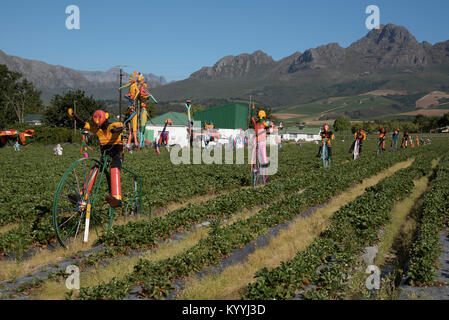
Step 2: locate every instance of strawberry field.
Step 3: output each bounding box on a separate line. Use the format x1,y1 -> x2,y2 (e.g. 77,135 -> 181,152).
1,137 -> 449,300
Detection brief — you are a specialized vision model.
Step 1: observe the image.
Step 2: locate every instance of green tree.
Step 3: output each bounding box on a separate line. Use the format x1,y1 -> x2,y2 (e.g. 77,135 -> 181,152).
387,120 -> 401,132
0,65 -> 21,127
189,105 -> 205,117
147,103 -> 157,119
333,117 -> 351,132
437,113 -> 449,128
364,122 -> 379,133
7,79 -> 43,123
402,122 -> 419,133
44,90 -> 104,128
351,122 -> 363,133
413,115 -> 426,127
0,64 -> 43,126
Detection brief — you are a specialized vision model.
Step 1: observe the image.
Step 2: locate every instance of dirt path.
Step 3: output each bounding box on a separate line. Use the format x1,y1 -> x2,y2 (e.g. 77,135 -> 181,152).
0,224 -> 19,234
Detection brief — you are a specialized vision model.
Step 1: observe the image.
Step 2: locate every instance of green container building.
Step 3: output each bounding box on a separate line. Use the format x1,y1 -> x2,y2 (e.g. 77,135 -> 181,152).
194,103 -> 250,130
151,112 -> 189,126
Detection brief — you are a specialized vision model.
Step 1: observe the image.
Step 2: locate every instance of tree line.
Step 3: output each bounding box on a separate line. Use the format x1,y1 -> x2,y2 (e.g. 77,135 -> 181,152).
333,114 -> 449,134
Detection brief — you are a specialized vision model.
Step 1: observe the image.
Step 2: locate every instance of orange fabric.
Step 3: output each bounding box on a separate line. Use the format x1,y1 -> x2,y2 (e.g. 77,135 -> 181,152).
254,122 -> 267,142
83,168 -> 99,196
23,130 -> 34,137
111,168 -> 122,201
84,122 -> 123,146
18,133 -> 26,146
354,131 -> 366,140
0,129 -> 18,136
320,131 -> 334,146
131,113 -> 138,131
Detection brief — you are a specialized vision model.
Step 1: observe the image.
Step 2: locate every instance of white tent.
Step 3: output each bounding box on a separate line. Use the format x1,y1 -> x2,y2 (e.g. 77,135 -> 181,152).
145,125 -> 192,148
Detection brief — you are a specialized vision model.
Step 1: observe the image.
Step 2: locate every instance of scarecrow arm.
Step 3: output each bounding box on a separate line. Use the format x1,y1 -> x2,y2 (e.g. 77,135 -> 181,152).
119,82 -> 131,91
68,108 -> 86,127
124,111 -> 138,126
111,127 -> 124,134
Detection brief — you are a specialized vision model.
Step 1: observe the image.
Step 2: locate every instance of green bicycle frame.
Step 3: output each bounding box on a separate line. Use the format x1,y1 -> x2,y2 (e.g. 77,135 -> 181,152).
52,153 -> 145,247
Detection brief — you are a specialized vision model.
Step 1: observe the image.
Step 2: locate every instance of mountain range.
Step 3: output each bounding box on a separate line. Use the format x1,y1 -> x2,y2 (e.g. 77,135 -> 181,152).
0,50 -> 167,102
152,24 -> 449,109
1,24 -> 449,115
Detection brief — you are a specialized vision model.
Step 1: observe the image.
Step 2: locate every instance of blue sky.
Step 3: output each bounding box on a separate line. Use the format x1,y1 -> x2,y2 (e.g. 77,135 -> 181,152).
1,0 -> 448,81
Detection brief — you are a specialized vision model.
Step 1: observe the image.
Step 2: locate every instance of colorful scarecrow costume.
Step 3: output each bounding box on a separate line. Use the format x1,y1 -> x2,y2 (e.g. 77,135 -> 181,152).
68,108 -> 124,208
0,129 -> 34,148
378,128 -> 387,151
54,144 -> 63,156
81,132 -> 93,159
391,129 -> 399,151
155,119 -> 173,154
250,105 -> 269,166
119,71 -> 157,106
402,132 -> 410,148
350,129 -> 367,154
316,125 -> 334,158
139,103 -> 150,148
119,72 -> 157,150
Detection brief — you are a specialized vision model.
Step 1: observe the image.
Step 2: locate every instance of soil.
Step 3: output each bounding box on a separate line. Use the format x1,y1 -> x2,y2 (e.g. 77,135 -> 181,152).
399,232 -> 449,300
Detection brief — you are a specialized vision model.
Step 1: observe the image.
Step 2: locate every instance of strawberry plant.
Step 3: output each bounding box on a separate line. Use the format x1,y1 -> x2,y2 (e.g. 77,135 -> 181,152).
76,142 -> 426,300
407,156 -> 449,285
244,146 -> 446,300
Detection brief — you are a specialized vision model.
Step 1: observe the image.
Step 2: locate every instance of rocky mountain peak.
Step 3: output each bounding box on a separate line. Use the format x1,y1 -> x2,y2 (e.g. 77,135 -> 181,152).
190,50 -> 275,80
348,23 -> 427,67
365,24 -> 418,46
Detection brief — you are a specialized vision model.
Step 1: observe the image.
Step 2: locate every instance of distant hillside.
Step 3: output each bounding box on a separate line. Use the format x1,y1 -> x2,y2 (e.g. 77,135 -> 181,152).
0,50 -> 167,103
152,24 -> 449,109
0,50 -> 91,89
415,91 -> 449,108
275,90 -> 449,123
79,69 -> 167,87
